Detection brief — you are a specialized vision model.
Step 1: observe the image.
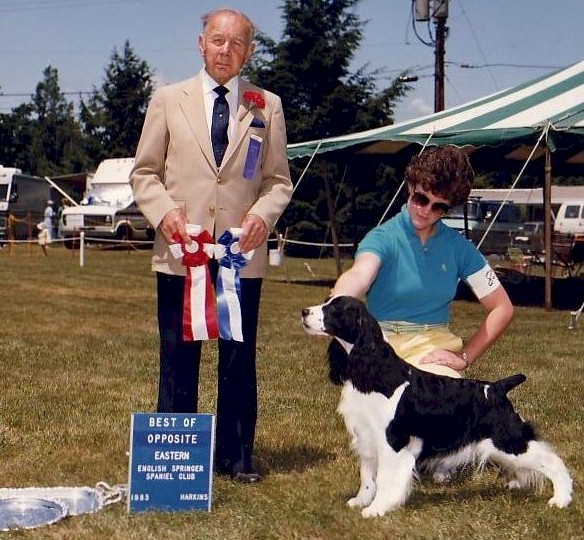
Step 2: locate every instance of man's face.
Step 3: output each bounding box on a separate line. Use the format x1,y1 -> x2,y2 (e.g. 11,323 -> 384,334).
198,12 -> 254,85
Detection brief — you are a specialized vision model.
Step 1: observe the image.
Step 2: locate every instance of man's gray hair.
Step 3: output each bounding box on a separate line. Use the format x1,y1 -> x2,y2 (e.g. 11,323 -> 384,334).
201,8 -> 255,42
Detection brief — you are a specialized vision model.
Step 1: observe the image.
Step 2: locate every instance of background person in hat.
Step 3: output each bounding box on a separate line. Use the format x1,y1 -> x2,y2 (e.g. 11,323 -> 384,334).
43,200 -> 55,242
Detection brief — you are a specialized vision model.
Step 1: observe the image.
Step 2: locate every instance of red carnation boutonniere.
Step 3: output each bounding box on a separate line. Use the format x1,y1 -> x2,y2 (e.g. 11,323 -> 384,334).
243,91 -> 265,110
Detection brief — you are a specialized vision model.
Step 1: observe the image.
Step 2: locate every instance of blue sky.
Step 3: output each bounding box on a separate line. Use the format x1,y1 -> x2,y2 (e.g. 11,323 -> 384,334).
1,0 -> 583,124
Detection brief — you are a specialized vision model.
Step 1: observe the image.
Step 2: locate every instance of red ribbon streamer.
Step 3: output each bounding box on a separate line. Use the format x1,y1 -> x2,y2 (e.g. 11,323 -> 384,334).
173,230 -> 218,341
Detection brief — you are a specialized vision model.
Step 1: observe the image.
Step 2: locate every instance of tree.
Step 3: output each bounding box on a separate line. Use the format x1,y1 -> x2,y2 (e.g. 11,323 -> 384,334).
0,102 -> 35,170
244,0 -> 412,251
28,66 -> 88,176
245,0 -> 409,143
80,41 -> 154,160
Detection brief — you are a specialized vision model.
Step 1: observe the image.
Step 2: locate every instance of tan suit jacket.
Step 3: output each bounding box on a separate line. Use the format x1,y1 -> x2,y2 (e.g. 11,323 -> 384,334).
131,73 -> 293,278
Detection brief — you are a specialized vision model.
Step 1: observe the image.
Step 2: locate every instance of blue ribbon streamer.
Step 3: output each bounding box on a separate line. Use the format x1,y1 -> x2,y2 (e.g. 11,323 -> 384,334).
216,230 -> 249,341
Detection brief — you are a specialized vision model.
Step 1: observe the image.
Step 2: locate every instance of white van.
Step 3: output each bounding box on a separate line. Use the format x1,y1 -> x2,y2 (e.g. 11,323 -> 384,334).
59,157 -> 154,247
554,200 -> 584,235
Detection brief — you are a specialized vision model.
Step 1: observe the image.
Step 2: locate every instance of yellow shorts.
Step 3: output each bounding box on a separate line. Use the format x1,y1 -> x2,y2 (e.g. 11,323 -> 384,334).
382,328 -> 463,379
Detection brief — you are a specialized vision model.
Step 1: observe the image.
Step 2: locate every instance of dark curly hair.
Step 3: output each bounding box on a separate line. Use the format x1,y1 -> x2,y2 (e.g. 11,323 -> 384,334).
404,146 -> 474,207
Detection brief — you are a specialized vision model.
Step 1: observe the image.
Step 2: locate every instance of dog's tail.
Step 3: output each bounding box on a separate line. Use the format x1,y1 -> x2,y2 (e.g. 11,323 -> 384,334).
493,373 -> 526,395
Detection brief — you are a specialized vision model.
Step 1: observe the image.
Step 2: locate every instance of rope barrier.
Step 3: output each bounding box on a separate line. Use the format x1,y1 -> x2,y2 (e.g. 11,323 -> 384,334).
270,237 -> 354,248
1,231 -> 354,267
3,234 -> 350,250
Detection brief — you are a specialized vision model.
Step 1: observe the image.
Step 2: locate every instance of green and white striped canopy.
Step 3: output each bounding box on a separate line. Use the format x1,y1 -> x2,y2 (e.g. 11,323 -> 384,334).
287,59 -> 584,163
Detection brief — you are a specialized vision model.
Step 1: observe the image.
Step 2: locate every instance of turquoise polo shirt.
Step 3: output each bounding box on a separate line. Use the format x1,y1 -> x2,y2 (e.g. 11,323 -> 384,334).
356,205 -> 486,324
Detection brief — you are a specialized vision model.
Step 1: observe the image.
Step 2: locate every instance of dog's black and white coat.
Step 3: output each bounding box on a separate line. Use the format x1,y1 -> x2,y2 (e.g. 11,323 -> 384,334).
301,295 -> 572,517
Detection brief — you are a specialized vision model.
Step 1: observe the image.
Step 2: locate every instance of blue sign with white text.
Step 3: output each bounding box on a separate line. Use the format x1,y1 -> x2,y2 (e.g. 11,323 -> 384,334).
128,413 -> 215,513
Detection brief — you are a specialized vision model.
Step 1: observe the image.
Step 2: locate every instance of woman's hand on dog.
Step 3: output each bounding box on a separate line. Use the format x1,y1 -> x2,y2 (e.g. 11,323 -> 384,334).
419,349 -> 469,372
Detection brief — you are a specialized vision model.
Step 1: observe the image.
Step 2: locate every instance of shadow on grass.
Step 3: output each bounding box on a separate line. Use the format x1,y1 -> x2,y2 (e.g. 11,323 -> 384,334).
407,483 -> 516,509
256,444 -> 337,474
267,278 -> 336,288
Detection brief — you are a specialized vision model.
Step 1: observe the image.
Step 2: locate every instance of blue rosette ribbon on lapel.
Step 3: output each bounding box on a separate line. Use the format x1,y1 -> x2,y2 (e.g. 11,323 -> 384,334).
215,228 -> 254,342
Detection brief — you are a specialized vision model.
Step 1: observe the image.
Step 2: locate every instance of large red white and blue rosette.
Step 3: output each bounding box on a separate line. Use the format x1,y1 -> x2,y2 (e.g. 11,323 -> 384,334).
169,225 -> 255,342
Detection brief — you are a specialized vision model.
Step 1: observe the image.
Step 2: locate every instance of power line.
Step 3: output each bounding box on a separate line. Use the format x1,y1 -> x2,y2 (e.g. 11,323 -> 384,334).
0,0 -> 168,13
457,62 -> 564,70
0,91 -> 92,98
1,61 -> 566,100
374,61 -> 566,83
456,0 -> 499,91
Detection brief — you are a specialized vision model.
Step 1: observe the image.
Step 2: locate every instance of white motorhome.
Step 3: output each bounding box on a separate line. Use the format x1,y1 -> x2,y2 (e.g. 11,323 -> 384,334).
0,166 -> 21,210
59,157 -> 153,247
0,166 -> 21,243
554,200 -> 584,236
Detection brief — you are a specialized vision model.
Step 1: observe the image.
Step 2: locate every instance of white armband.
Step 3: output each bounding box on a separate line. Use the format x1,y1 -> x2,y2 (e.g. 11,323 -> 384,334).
465,263 -> 500,299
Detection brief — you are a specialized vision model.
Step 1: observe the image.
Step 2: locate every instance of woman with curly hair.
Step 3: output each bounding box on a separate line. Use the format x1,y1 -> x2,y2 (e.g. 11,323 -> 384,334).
331,145 -> 514,378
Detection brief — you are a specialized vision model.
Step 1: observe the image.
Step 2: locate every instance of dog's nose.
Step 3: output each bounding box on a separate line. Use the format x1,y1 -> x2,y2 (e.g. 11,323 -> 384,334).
301,308 -> 310,317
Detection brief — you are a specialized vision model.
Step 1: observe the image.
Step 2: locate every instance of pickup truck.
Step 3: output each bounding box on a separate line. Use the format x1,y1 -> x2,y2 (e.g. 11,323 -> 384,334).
59,158 -> 154,247
442,197 -> 523,255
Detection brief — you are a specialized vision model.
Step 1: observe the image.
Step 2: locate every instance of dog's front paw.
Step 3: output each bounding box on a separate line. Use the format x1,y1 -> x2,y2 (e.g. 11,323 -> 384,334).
547,494 -> 571,508
347,494 -> 372,508
361,502 -> 392,518
506,479 -> 523,491
432,470 -> 453,484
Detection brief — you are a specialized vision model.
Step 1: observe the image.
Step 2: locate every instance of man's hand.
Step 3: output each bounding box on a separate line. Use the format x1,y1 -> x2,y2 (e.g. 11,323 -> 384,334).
239,214 -> 268,253
159,208 -> 190,244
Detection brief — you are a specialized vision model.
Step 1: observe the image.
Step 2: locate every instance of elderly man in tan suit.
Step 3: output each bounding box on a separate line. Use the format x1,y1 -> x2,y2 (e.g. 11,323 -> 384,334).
131,8 -> 292,484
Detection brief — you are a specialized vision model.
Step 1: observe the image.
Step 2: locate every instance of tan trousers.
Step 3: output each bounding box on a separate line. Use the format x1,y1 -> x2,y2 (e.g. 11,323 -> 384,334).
383,328 -> 463,379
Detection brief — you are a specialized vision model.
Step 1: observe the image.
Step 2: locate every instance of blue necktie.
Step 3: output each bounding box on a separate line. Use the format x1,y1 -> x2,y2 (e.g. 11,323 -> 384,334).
211,86 -> 229,167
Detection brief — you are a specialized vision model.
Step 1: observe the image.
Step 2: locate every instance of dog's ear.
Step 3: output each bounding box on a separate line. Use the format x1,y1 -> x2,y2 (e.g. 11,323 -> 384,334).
327,340 -> 348,385
351,303 -> 386,357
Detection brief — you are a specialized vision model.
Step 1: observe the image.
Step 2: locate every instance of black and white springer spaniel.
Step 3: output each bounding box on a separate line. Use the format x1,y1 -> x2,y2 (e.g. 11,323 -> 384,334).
301,295 -> 572,518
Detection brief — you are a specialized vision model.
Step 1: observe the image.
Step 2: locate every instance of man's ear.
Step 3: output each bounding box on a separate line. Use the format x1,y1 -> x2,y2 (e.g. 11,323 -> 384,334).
244,42 -> 255,64
197,34 -> 205,57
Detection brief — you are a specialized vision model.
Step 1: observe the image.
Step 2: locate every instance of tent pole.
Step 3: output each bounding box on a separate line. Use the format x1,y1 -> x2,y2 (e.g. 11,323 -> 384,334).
350,167 -> 358,251
544,145 -> 553,310
323,164 -> 343,277
291,141 -> 322,196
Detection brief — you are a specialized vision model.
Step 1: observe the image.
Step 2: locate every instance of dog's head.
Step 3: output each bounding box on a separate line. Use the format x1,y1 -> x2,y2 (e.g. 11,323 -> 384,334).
302,295 -> 392,386
301,295 -> 371,344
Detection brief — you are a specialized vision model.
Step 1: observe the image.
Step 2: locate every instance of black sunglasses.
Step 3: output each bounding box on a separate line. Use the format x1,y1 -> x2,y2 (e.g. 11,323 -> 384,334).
411,191 -> 450,214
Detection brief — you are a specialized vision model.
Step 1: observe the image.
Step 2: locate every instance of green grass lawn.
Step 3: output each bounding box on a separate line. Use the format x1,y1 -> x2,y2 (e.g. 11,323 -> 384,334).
0,245 -> 582,539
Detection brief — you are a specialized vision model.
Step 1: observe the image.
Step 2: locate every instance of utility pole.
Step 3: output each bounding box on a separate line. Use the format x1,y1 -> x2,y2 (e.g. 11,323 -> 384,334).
414,0 -> 449,112
434,6 -> 448,112
433,2 -> 448,112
